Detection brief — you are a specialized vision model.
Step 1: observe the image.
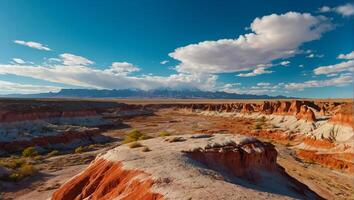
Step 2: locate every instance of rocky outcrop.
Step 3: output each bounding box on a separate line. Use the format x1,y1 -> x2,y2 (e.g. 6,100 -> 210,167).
0,129 -> 111,153
52,159 -> 163,200
185,139 -> 277,181
297,150 -> 354,172
295,105 -> 316,122
329,104 -> 353,128
53,134 -> 323,200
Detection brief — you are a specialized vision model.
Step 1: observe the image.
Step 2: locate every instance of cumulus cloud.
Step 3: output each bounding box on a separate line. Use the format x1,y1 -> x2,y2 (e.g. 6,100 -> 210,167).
160,60 -> 169,65
237,67 -> 273,77
0,62 -> 217,91
0,80 -> 60,94
319,3 -> 354,17
338,51 -> 354,59
169,12 -> 332,74
59,53 -> 94,66
12,58 -> 26,64
284,74 -> 352,90
14,40 -> 51,51
106,62 -> 140,75
314,60 -> 354,75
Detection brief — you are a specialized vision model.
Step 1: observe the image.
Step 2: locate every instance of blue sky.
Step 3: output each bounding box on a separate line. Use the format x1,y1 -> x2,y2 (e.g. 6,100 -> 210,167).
0,0 -> 353,98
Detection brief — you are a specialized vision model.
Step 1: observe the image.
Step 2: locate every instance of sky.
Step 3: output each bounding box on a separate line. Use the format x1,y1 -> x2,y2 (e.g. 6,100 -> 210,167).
0,0 -> 353,98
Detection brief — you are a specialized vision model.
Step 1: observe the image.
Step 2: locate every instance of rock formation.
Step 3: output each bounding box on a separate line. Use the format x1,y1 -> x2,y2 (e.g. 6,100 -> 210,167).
53,134 -> 323,200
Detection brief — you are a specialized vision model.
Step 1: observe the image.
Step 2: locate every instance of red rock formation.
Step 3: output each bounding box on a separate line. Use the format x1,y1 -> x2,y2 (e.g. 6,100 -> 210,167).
241,104 -> 254,113
0,110 -> 98,123
275,101 -> 291,114
52,159 -> 163,200
297,150 -> 354,173
319,106 -> 326,116
329,104 -> 353,128
0,129 -> 104,152
296,105 -> 316,122
185,141 -> 277,181
289,100 -> 302,114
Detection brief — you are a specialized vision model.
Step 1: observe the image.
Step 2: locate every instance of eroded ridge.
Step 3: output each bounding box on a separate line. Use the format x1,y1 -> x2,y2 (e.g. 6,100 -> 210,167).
53,134 -> 323,200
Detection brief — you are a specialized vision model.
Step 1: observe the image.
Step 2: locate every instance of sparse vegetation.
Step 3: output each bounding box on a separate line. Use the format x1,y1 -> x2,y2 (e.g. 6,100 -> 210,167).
74,146 -> 84,154
129,142 -> 143,148
22,147 -> 38,157
168,137 -> 186,143
142,147 -> 151,152
159,131 -> 171,137
123,129 -> 152,144
0,158 -> 37,182
254,123 -> 262,130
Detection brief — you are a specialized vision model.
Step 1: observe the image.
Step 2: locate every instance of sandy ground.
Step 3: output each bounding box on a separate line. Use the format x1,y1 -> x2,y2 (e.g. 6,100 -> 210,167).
1,109 -> 353,199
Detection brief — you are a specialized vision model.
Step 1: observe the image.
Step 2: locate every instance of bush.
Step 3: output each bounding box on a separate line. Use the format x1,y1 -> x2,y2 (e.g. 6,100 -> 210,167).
22,147 -> 38,157
74,146 -> 84,154
18,163 -> 37,177
129,142 -> 143,148
142,147 -> 151,152
254,123 -> 262,130
9,173 -> 23,181
0,158 -> 25,169
159,131 -> 171,137
123,130 -> 151,144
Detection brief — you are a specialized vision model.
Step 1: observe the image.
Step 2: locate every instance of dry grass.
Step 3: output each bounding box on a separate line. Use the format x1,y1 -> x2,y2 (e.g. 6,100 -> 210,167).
129,142 -> 143,148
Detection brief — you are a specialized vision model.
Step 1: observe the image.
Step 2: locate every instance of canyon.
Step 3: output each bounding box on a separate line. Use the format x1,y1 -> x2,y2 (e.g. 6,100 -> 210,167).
0,98 -> 353,200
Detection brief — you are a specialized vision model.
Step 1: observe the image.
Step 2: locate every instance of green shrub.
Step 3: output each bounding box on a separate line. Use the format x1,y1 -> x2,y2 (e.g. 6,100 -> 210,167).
22,147 -> 38,157
254,123 -> 262,130
74,146 -> 84,154
9,173 -> 23,181
123,130 -> 151,144
18,163 -> 37,177
159,131 -> 171,137
129,142 -> 143,148
0,158 -> 25,169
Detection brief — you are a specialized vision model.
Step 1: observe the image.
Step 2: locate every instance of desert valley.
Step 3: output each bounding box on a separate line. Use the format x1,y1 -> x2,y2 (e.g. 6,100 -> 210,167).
0,98 -> 352,199
1,1 -> 353,199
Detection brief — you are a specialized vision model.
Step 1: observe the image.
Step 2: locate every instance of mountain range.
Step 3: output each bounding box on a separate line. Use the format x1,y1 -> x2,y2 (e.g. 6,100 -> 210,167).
1,89 -> 293,99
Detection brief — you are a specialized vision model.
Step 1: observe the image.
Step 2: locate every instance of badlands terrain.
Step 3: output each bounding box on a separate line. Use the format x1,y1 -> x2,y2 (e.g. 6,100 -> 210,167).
0,98 -> 353,200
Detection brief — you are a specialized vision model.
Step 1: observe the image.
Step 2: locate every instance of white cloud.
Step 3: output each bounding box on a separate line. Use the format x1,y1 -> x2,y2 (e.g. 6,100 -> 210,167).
314,60 -> 354,75
0,63 -> 217,91
319,6 -> 331,13
257,82 -> 271,86
336,3 -> 354,16
237,67 -> 273,77
169,12 -> 332,74
338,51 -> 354,59
284,74 -> 352,90
319,3 -> 354,17
160,60 -> 169,65
306,53 -> 324,58
105,62 -> 140,75
59,53 -> 94,66
14,40 -> 51,51
280,61 -> 290,66
0,80 -> 60,94
12,58 -> 26,64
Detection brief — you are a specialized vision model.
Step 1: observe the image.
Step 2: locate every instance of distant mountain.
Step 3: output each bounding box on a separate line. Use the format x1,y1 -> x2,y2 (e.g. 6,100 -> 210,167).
2,89 -> 294,99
